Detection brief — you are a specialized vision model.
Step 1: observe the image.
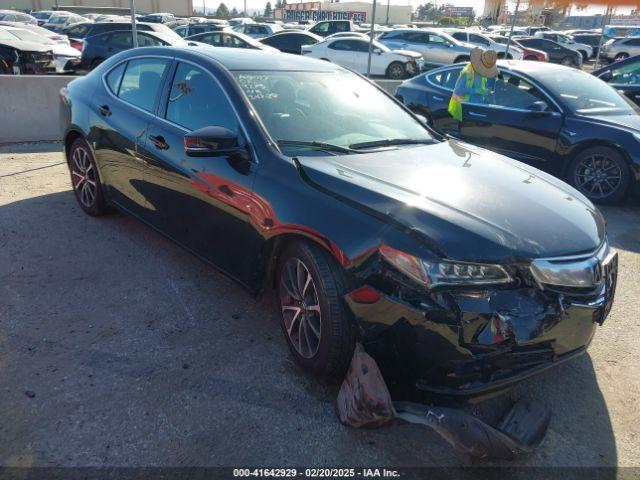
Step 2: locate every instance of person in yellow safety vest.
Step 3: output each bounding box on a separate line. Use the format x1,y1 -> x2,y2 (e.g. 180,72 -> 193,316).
448,47 -> 499,122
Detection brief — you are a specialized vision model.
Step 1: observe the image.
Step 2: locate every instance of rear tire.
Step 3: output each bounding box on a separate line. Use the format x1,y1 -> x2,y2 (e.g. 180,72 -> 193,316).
386,61 -> 406,79
560,56 -> 575,67
614,53 -> 629,62
567,146 -> 630,204
454,55 -> 470,64
276,240 -> 356,380
67,138 -> 107,216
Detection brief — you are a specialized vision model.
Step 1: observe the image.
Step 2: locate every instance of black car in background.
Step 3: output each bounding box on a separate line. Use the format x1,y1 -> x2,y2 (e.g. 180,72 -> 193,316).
572,33 -> 603,57
396,60 -> 640,203
514,36 -> 582,67
259,30 -> 322,54
63,21 -> 182,51
60,46 -> 617,400
593,55 -> 640,107
80,30 -> 187,70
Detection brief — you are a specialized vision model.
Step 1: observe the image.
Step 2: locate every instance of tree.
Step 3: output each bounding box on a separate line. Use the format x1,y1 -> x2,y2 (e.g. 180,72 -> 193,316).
275,0 -> 282,8
230,6 -> 238,16
215,2 -> 230,18
281,0 -> 287,7
264,1 -> 272,17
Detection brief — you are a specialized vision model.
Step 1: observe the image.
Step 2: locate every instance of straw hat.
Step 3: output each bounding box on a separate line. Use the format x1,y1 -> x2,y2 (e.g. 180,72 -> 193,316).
470,47 -> 499,78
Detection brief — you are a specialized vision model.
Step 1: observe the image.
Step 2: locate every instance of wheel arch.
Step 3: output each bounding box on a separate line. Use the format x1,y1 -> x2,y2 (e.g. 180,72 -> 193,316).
257,231 -> 350,293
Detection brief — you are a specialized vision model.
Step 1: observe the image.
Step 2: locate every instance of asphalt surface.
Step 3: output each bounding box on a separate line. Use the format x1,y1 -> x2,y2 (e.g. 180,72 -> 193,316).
1,142 -> 639,472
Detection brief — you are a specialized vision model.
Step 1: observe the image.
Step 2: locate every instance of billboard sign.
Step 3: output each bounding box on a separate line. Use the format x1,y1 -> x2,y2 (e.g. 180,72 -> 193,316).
283,9 -> 366,23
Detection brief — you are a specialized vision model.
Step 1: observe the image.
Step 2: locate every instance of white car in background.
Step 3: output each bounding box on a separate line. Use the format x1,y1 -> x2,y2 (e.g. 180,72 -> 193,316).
534,31 -> 594,60
0,21 -> 70,45
233,22 -> 283,39
325,31 -> 371,40
445,28 -> 524,59
0,25 -> 80,72
302,37 -> 423,79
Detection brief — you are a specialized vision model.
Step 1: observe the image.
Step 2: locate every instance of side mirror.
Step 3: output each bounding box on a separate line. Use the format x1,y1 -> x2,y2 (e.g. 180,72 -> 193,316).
373,47 -> 382,55
529,101 -> 550,114
184,126 -> 242,157
599,71 -> 613,82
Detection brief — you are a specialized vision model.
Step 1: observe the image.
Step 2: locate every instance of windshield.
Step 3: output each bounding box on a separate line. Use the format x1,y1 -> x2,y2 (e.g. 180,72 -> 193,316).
233,70 -> 434,153
544,68 -> 637,115
32,12 -> 52,19
49,16 -> 68,24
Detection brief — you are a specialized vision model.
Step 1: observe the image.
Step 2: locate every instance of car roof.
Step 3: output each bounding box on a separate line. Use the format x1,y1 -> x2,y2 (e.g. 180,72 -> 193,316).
128,45 -> 342,72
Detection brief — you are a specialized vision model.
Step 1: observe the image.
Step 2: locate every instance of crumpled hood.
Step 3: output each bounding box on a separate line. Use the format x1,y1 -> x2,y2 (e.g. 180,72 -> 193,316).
296,140 -> 605,262
0,38 -> 52,53
391,49 -> 422,58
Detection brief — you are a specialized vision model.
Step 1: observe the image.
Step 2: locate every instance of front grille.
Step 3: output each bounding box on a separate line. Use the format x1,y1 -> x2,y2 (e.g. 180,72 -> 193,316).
22,51 -> 56,74
529,239 -> 613,293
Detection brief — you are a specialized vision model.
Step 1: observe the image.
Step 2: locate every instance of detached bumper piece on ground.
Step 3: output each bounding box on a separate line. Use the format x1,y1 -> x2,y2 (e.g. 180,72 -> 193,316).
337,345 -> 551,461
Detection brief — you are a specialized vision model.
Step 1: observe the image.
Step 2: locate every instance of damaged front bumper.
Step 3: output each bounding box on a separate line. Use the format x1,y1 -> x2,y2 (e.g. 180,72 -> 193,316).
344,247 -> 618,401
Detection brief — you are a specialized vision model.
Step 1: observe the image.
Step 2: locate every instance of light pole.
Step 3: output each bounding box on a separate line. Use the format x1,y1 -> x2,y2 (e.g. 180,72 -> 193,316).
366,0 -> 378,78
130,0 -> 138,48
504,0 -> 521,56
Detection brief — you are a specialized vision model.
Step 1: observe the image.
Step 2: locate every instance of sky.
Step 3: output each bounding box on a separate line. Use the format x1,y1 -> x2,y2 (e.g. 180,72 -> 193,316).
198,0 -> 633,16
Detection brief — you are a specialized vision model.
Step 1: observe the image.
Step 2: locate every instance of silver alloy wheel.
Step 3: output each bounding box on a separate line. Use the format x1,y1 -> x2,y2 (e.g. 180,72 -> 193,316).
561,57 -> 573,66
70,146 -> 97,208
280,257 -> 322,359
574,153 -> 623,200
388,63 -> 405,79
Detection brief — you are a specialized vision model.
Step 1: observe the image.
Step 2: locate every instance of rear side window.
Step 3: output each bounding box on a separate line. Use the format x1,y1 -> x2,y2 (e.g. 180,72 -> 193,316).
165,63 -> 238,132
428,68 -> 462,90
106,62 -> 126,94
118,58 -> 170,112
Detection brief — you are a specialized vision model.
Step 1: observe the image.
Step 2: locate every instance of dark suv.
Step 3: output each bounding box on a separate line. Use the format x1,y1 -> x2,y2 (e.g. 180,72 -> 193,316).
63,21 -> 179,49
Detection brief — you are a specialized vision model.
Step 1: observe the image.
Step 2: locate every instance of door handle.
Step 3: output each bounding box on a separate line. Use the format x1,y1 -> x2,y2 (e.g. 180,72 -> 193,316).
149,135 -> 169,150
433,95 -> 445,101
469,111 -> 487,118
98,105 -> 111,117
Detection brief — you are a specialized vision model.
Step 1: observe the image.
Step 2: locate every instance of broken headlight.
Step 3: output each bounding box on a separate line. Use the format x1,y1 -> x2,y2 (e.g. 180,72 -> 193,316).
380,245 -> 512,287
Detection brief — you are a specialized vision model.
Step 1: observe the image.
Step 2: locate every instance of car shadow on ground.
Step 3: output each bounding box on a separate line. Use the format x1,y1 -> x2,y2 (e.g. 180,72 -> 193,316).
0,189 -> 622,471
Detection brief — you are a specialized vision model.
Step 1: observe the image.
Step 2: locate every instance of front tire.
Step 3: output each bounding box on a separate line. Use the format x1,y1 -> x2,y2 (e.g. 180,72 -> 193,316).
614,53 -> 629,62
277,240 -> 356,379
568,147 -> 630,204
560,56 -> 575,67
386,61 -> 406,79
67,138 -> 107,216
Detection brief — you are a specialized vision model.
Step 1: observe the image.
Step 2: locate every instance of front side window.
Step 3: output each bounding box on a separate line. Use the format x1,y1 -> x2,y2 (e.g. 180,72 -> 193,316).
428,34 -> 448,45
233,70 -> 433,151
335,22 -> 349,32
166,63 -> 239,132
470,34 -> 490,47
137,33 -> 165,47
492,73 -> 551,110
118,58 -> 170,112
314,22 -> 329,34
109,32 -> 133,49
605,62 -> 640,86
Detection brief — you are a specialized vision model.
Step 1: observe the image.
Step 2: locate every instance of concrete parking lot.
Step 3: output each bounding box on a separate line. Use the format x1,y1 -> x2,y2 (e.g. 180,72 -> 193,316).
1,142 -> 639,472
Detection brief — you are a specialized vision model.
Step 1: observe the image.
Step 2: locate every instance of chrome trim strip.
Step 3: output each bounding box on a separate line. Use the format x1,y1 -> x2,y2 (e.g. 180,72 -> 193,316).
530,239 -> 611,289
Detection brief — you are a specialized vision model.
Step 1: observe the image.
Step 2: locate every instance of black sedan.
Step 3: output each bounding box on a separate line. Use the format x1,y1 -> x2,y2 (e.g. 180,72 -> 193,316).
259,30 -> 322,54
514,36 -> 582,67
593,55 -> 640,107
60,47 -> 617,400
396,60 -> 640,203
80,30 -> 188,70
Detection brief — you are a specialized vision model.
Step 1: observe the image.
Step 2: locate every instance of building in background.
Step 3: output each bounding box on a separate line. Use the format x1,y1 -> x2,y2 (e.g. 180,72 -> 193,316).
561,13 -> 640,29
7,0 -> 193,17
274,1 -> 412,25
